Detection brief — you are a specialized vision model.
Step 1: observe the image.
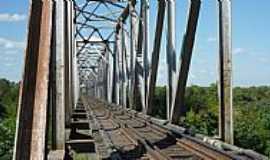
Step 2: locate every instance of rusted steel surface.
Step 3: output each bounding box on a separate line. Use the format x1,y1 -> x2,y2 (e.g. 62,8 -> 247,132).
13,0 -> 266,159
13,1 -> 42,159
81,97 -> 265,160
30,0 -> 53,159
13,0 -> 53,159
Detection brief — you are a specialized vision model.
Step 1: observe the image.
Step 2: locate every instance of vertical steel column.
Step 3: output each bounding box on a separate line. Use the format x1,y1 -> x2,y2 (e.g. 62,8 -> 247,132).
135,0 -> 147,111
218,0 -> 233,144
97,62 -> 100,98
98,61 -> 102,99
103,53 -> 108,100
103,58 -> 105,100
64,0 -> 72,127
143,0 -> 150,110
146,0 -> 166,115
70,0 -> 75,108
113,30 -> 120,105
30,1 -> 53,157
124,33 -> 130,108
30,1 -> 53,158
118,27 -> 123,105
13,0 -> 53,159
13,1 -> 42,158
52,0 -> 66,150
129,1 -> 137,108
170,0 -> 201,124
135,1 -> 145,111
94,73 -> 98,98
73,27 -> 79,107
106,46 -> 112,103
104,47 -> 109,101
166,0 -> 176,120
121,21 -> 128,108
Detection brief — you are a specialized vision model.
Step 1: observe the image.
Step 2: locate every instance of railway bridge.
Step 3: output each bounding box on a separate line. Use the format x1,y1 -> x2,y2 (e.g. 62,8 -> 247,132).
13,0 -> 267,159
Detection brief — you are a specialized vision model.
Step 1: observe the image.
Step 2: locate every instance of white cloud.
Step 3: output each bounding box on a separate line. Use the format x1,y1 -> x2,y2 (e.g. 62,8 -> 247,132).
0,37 -> 25,50
0,13 -> 26,22
207,37 -> 217,43
233,47 -> 246,55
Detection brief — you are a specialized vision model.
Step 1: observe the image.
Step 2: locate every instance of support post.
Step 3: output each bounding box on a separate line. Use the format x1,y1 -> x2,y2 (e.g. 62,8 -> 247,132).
70,0 -> 74,108
52,0 -> 66,150
118,27 -> 123,105
218,0 -> 233,144
104,47 -> 109,101
13,0 -> 53,159
72,6 -> 79,107
166,0 -> 176,120
143,0 -> 150,111
129,1 -> 137,108
146,0 -> 166,115
120,26 -> 126,108
170,0 -> 201,124
64,0 -> 72,127
120,21 -> 128,108
134,1 -> 145,111
112,30 -> 120,105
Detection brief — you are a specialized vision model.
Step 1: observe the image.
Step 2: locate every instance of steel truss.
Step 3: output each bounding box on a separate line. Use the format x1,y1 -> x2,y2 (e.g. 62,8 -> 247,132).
13,0 -> 233,159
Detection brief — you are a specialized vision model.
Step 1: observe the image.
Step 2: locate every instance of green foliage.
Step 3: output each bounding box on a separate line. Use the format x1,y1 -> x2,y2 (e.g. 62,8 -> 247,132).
0,78 -> 19,160
0,77 -> 269,157
152,86 -> 166,119
183,84 -> 219,136
234,94 -> 270,156
152,84 -> 270,156
0,118 -> 16,160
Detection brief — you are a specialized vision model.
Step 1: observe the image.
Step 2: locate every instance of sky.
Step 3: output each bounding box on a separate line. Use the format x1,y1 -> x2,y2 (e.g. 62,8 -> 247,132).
0,0 -> 269,87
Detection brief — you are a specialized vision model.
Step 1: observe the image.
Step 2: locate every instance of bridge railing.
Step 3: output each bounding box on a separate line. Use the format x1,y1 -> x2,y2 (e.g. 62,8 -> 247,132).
13,0 -> 234,159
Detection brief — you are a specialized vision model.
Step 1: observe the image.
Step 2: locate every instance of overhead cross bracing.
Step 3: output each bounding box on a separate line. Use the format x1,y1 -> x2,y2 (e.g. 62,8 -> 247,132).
75,0 -> 130,104
12,0 -> 268,159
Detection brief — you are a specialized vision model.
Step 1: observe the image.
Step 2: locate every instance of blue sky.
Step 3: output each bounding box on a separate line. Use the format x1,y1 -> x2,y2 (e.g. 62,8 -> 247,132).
0,1 -> 269,87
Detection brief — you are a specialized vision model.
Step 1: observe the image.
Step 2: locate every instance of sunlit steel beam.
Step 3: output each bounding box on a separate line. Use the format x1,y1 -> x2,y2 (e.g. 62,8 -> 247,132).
170,0 -> 201,124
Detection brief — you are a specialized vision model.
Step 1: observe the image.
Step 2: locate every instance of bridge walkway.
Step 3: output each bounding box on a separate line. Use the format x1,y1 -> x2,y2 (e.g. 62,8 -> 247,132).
65,96 -> 264,160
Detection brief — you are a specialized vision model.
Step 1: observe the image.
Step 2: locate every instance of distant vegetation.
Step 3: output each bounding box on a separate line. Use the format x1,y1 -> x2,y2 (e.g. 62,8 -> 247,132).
0,79 -> 269,158
0,79 -> 18,160
153,84 -> 270,157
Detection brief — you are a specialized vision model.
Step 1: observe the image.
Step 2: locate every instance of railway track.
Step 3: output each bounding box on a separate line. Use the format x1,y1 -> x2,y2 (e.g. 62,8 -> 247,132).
80,97 -> 267,160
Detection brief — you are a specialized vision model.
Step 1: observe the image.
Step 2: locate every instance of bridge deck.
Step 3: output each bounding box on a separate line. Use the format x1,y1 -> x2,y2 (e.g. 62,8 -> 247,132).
64,96 -> 266,160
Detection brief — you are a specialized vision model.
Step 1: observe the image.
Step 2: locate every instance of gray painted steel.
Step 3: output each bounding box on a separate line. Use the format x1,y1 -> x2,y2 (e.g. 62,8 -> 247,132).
53,0 -> 66,150
166,0 -> 177,120
218,0 -> 233,144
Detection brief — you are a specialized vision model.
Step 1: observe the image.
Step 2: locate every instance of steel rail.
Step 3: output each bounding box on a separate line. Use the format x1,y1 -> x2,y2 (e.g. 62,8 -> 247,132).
84,97 -> 241,160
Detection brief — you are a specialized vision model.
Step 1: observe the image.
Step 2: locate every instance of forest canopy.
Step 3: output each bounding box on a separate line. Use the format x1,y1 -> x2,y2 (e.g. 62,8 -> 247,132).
153,84 -> 270,157
0,78 -> 18,160
0,79 -> 269,158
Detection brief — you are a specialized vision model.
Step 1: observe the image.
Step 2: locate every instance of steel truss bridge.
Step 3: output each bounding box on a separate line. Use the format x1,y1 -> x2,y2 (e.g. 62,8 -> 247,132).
13,0 -> 267,159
